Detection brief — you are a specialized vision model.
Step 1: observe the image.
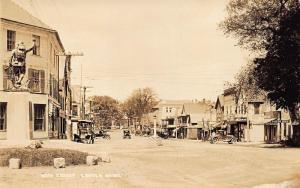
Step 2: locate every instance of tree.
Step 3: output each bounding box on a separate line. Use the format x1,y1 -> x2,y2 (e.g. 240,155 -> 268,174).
122,87 -> 158,129
225,62 -> 266,114
220,0 -> 300,142
220,0 -> 300,53
90,96 -> 122,129
120,98 -> 136,127
253,8 -> 300,123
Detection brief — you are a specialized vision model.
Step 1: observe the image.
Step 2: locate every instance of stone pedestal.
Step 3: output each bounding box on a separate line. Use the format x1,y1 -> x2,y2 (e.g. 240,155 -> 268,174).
9,158 -> 21,169
54,158 -> 65,168
86,156 -> 99,165
6,92 -> 30,142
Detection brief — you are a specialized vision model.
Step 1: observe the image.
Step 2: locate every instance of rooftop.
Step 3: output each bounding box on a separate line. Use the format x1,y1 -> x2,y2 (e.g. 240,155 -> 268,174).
0,0 -> 65,51
0,0 -> 52,30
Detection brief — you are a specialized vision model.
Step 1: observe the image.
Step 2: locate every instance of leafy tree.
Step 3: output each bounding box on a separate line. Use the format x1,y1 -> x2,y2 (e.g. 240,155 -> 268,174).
90,96 -> 122,129
122,87 -> 158,128
120,98 -> 136,127
253,8 -> 300,123
225,62 -> 266,113
220,0 -> 300,126
220,0 -> 300,53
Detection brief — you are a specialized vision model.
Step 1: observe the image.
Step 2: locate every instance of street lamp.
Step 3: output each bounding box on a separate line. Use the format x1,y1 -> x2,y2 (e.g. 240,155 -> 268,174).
153,115 -> 157,137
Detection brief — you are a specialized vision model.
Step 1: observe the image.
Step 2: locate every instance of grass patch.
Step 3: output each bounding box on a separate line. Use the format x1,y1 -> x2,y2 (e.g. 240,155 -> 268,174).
0,148 -> 89,167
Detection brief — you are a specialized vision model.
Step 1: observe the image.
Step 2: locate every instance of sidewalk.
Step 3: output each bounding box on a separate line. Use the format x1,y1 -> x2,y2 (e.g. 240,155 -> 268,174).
167,137 -> 285,148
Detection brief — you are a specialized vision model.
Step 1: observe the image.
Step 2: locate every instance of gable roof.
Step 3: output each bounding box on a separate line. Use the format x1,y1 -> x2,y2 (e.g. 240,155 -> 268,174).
0,0 -> 52,30
181,102 -> 213,123
215,95 -> 224,109
0,0 -> 65,51
224,87 -> 236,96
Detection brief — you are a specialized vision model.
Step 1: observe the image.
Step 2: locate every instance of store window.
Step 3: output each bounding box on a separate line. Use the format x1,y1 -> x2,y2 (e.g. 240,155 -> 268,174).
72,105 -> 78,116
34,104 -> 46,131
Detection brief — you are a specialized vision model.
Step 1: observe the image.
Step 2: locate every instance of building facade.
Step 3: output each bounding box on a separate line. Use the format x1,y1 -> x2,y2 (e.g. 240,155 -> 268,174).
179,100 -> 216,140
0,0 -> 64,141
218,87 -> 292,143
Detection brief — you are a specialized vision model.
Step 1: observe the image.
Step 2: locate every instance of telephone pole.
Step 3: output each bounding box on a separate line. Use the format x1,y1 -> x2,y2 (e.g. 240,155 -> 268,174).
81,86 -> 93,119
57,52 -> 83,140
57,52 -> 83,116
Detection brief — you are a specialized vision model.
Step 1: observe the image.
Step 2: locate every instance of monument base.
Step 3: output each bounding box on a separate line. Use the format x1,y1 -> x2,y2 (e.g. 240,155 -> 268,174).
6,91 -> 31,143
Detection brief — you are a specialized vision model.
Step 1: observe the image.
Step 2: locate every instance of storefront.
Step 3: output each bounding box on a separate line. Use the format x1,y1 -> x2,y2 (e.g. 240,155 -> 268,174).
264,119 -> 290,143
228,118 -> 247,142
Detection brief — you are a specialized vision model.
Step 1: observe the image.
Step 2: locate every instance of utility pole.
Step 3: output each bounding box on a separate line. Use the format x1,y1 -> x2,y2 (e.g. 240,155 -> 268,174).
57,52 -> 83,140
82,86 -> 93,119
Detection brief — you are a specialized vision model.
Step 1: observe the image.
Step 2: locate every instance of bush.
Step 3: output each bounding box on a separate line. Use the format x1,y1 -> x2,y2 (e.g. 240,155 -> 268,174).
0,148 -> 89,167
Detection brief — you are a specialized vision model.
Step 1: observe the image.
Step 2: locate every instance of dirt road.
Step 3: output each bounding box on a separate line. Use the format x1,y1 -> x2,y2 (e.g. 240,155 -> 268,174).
1,130 -> 300,188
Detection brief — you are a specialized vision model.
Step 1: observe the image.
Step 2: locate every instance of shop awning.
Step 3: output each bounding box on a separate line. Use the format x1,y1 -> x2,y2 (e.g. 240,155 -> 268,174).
212,122 -> 222,128
167,125 -> 176,128
186,125 -> 203,129
264,118 -> 280,126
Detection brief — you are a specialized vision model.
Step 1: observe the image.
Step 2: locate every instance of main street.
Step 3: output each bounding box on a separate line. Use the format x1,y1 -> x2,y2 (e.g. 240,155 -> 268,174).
1,130 -> 300,188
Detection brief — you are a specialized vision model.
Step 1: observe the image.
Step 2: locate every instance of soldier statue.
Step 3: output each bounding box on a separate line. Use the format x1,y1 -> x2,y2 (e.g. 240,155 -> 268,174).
9,40 -> 36,88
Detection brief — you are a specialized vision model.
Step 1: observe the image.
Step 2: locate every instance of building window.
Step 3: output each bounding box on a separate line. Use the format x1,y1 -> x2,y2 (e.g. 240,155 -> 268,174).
34,104 -> 46,131
7,30 -> 16,51
32,35 -> 40,55
0,103 -> 7,131
254,103 -> 260,114
28,69 -> 45,93
32,70 -> 40,91
72,105 -> 78,116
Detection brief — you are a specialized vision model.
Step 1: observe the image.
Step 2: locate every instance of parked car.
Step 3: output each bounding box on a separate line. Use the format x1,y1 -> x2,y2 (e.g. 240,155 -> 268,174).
73,120 -> 95,144
210,132 -> 237,144
95,130 -> 111,139
123,129 -> 131,139
158,130 -> 169,139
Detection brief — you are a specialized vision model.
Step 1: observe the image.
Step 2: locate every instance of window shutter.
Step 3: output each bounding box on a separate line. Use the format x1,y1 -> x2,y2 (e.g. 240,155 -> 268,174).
40,70 -> 45,93
2,65 -> 8,90
29,101 -> 33,139
29,101 -> 32,121
28,68 -> 34,91
49,74 -> 52,96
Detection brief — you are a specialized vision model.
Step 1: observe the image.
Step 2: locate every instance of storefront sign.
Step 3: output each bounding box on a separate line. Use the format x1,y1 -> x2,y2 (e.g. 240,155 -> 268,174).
266,119 -> 290,125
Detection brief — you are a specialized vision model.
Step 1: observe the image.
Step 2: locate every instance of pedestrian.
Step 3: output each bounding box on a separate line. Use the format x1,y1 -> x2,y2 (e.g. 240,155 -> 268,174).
210,131 -> 216,144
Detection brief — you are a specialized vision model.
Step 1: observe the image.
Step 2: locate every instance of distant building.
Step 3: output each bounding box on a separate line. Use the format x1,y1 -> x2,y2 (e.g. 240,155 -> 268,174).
215,94 -> 224,123
218,87 -> 292,143
150,100 -> 191,131
0,0 -> 64,141
178,100 -> 216,140
71,85 -> 81,121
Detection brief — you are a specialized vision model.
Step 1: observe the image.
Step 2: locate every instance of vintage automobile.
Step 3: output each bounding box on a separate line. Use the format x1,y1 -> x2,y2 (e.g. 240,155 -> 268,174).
157,129 -> 169,139
94,129 -> 111,139
73,120 -> 95,144
210,130 -> 237,144
123,129 -> 131,139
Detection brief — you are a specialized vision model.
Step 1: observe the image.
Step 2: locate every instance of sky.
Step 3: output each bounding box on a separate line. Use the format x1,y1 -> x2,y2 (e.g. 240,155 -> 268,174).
14,0 -> 249,101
